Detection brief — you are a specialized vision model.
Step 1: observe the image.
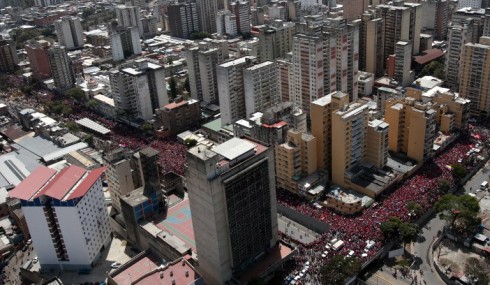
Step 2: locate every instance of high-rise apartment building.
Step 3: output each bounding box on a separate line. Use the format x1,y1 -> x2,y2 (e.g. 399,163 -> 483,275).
110,25 -> 142,61
459,37 -> 490,117
230,1 -> 251,34
291,33 -> 324,114
331,100 -> 369,187
54,16 -> 84,50
115,5 -> 143,36
330,18 -> 360,101
35,0 -> 64,6
141,15 -> 158,39
197,0 -> 218,33
375,1 -> 422,64
251,21 -> 296,61
0,39 -> 19,72
216,10 -> 238,36
394,41 -> 412,87
186,137 -> 278,284
310,91 -> 350,174
419,0 -> 449,40
110,60 -> 167,121
48,45 -> 75,91
9,165 -> 111,271
156,98 -> 201,137
342,0 -> 369,21
445,19 -> 480,91
25,40 -> 52,80
277,59 -> 293,102
275,129 -> 317,194
186,40 -> 228,103
244,61 -> 279,117
103,148 -> 138,213
384,97 -> 437,162
217,56 -> 257,125
359,11 -> 384,77
366,119 -> 389,168
167,2 -> 199,39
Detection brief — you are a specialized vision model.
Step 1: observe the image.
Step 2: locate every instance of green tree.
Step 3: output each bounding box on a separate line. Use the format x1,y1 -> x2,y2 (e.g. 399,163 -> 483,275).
437,179 -> 451,193
418,61 -> 445,79
65,121 -> 80,132
320,255 -> 361,285
451,163 -> 467,180
87,99 -> 99,109
169,76 -> 178,99
465,257 -> 490,285
399,222 -> 420,244
167,57 -> 173,65
184,77 -> 190,92
407,201 -> 423,216
64,87 -> 86,102
380,217 -> 402,238
83,135 -> 94,147
142,123 -> 153,132
184,138 -> 197,148
189,31 -> 211,40
435,194 -> 481,232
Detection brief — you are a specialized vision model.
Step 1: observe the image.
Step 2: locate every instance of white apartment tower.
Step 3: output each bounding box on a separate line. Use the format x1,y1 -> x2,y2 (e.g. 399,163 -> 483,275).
186,40 -> 228,103
47,45 -> 75,91
217,56 -> 256,125
110,61 -> 167,121
54,16 -> 84,50
394,41 -> 412,87
9,166 -> 111,271
243,61 -> 279,116
116,5 -> 143,36
110,26 -> 142,61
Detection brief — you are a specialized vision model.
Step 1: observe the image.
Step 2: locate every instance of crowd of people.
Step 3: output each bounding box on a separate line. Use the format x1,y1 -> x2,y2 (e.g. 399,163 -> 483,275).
279,124 -> 489,280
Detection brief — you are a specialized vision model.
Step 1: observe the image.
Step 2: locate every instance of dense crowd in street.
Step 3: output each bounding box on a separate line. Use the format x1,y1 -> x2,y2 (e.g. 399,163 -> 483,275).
278,123 -> 490,281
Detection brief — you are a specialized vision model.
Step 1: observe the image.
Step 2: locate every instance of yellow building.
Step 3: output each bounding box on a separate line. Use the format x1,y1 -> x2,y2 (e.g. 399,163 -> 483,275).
384,97 -> 437,162
310,91 -> 349,175
432,90 -> 471,133
367,119 -> 389,168
331,101 -> 369,187
275,129 -> 317,194
459,37 -> 490,117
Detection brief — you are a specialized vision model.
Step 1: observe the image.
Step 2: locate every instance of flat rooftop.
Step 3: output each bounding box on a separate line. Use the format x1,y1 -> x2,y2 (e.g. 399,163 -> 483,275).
211,137 -> 256,161
111,253 -> 201,285
155,199 -> 195,251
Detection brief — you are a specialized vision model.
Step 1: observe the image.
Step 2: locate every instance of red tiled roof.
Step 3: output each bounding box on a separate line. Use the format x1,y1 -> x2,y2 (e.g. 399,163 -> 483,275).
9,166 -> 57,201
413,49 -> 445,65
262,121 -> 287,129
67,166 -> 106,200
39,166 -> 86,200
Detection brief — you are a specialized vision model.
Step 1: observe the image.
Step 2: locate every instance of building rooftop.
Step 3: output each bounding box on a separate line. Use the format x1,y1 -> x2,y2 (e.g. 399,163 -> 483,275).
413,49 -> 445,65
9,165 -> 106,202
110,252 -> 201,285
76,118 -> 111,135
139,147 -> 159,158
211,137 -> 256,161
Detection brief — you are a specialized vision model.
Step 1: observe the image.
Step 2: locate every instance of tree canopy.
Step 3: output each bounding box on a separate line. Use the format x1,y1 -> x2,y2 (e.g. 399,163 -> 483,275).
407,201 -> 423,217
189,31 -> 211,40
320,255 -> 361,285
64,87 -> 86,102
465,257 -> 490,285
451,163 -> 467,180
418,61 -> 445,79
435,194 -> 481,232
380,216 -> 420,244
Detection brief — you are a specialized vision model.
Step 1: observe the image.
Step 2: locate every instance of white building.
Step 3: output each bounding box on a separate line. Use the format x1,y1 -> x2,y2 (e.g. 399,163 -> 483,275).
110,26 -> 142,61
216,10 -> 237,36
47,45 -> 75,91
457,0 -> 482,9
115,5 -> 143,36
35,0 -> 64,6
217,56 -> 256,125
110,60 -> 167,121
243,61 -> 279,116
9,166 -> 111,271
54,16 -> 84,50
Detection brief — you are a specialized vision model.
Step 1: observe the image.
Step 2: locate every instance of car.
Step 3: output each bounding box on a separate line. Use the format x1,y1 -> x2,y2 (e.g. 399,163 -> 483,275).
110,262 -> 121,269
33,257 -> 38,263
26,239 -> 32,245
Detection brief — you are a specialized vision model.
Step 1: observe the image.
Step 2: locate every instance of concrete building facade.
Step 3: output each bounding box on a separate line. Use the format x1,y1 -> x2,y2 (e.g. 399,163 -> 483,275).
185,138 -> 278,284
54,16 -> 84,50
